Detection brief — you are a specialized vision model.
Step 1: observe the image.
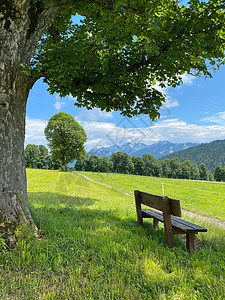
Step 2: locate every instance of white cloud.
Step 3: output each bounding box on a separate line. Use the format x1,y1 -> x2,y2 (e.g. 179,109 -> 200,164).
77,107 -> 113,122
54,95 -> 66,111
151,73 -> 195,114
79,121 -> 119,150
77,120 -> 140,150
141,119 -> 225,144
79,117 -> 225,151
162,98 -> 179,109
152,82 -> 179,113
201,111 -> 225,124
67,94 -> 77,101
25,117 -> 48,147
181,73 -> 195,86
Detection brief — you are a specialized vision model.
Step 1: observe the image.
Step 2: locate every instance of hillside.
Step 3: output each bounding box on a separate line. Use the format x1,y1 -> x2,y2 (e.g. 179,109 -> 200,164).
161,139 -> 225,172
88,141 -> 199,158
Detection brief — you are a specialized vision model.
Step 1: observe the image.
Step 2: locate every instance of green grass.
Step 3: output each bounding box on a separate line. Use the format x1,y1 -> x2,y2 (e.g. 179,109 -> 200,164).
79,171 -> 225,221
0,169 -> 224,299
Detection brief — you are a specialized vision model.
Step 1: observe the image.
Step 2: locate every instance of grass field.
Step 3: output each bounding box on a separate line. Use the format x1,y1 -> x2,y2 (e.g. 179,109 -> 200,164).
0,169 -> 225,299
79,171 -> 225,221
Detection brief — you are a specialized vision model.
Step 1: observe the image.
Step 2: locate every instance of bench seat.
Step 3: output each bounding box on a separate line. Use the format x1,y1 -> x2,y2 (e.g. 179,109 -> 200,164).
142,209 -> 207,234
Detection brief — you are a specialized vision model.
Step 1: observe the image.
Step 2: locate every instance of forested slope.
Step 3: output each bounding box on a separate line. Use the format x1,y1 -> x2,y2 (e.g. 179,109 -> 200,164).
161,139 -> 225,172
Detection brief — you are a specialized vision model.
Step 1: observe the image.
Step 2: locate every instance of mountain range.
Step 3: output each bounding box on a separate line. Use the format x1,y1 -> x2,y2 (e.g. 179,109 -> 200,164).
88,141 -> 199,159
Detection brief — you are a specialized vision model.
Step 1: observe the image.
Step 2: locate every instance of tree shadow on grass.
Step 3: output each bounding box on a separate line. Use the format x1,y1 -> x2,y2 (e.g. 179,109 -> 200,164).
28,192 -> 225,252
27,192 -> 225,253
28,192 -> 225,251
28,192 -> 180,248
28,191 -> 97,207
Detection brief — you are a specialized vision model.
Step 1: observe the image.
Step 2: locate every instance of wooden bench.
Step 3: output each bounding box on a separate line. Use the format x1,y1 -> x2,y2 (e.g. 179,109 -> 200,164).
134,190 -> 207,251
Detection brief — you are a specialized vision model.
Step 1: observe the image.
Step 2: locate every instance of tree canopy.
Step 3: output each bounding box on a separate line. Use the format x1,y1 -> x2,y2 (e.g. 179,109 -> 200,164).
44,112 -> 87,170
25,0 -> 225,119
74,151 -> 216,181
24,144 -> 61,170
111,152 -> 134,174
24,144 -> 40,169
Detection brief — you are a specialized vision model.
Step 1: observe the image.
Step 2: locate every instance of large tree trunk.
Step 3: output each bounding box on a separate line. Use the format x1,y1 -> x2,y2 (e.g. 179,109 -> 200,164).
0,70 -> 37,235
0,1 -> 58,244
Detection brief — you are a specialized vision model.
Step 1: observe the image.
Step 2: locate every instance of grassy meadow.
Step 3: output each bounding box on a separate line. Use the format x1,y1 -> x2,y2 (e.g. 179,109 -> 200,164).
0,169 -> 224,299
79,172 -> 225,221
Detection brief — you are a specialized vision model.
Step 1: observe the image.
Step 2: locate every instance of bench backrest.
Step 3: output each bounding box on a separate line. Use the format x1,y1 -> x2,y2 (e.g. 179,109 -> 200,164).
134,190 -> 181,217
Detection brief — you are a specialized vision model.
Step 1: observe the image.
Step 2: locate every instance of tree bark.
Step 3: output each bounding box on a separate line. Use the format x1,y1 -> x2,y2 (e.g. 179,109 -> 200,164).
61,163 -> 66,172
0,1 -> 58,242
0,71 -> 37,235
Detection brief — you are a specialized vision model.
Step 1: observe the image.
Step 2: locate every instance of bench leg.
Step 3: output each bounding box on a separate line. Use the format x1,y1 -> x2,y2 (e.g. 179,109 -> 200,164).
163,197 -> 174,249
186,233 -> 195,252
164,228 -> 174,249
137,212 -> 144,226
134,190 -> 143,226
153,218 -> 159,229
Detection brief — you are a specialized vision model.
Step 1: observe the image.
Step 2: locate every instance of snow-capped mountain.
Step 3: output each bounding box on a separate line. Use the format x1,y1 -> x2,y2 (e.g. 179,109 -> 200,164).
88,141 -> 199,158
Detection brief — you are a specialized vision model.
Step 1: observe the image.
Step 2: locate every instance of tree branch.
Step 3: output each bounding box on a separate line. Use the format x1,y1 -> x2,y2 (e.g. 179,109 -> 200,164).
25,6 -> 59,58
48,25 -> 61,43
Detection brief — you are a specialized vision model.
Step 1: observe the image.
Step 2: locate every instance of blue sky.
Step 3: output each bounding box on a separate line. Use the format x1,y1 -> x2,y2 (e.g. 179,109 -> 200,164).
26,66 -> 225,151
25,14 -> 225,151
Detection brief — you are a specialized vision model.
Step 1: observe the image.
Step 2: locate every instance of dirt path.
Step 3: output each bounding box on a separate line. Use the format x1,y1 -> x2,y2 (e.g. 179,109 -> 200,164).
77,172 -> 133,196
77,172 -> 225,229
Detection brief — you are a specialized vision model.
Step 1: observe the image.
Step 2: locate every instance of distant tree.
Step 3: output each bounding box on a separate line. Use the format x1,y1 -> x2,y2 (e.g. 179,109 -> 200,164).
37,145 -> 48,169
132,157 -> 145,175
189,163 -> 200,180
98,157 -> 113,173
223,167 -> 225,181
45,112 -> 87,171
169,157 -> 182,179
161,159 -> 172,178
208,171 -> 214,181
199,163 -> 209,181
87,155 -> 100,172
75,156 -> 89,171
46,155 -> 61,170
25,144 -> 62,170
25,144 -> 39,169
214,165 -> 225,182
111,152 -> 134,174
180,160 -> 200,180
75,155 -> 113,173
142,153 -> 161,177
180,161 -> 191,179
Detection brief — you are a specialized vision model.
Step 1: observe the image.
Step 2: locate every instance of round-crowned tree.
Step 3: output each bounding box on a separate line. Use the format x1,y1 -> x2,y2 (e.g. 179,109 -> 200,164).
44,112 -> 87,171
